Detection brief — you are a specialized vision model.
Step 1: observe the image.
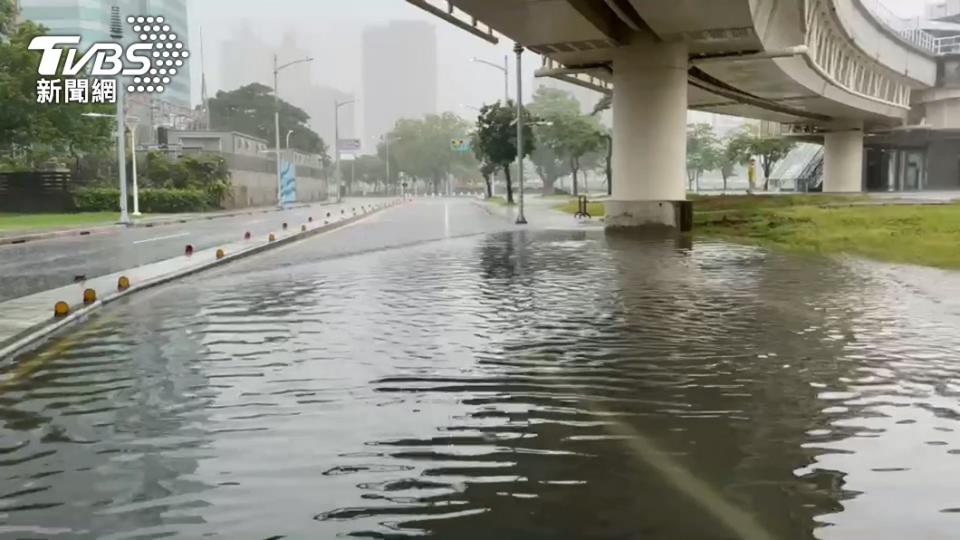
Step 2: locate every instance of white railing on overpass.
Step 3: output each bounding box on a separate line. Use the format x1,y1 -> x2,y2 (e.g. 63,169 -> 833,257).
807,0 -> 912,108
861,0 -> 960,55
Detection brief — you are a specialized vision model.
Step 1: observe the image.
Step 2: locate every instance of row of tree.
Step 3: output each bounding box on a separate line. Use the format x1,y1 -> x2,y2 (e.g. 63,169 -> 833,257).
687,122 -> 795,192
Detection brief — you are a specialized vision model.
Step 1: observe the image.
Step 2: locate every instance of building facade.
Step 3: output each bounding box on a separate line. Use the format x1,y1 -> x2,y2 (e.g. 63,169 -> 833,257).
362,21 -> 437,150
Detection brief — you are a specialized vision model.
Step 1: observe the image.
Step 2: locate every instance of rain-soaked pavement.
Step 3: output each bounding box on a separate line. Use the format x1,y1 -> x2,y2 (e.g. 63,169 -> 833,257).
2,199 -> 960,539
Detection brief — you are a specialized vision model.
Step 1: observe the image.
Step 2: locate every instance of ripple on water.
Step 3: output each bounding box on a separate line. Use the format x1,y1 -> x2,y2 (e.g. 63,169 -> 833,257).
1,225 -> 960,539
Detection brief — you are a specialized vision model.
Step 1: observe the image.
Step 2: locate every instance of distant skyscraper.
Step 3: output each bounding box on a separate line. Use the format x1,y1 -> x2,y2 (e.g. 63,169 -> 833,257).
218,26 -> 355,148
219,20 -> 272,93
362,21 -> 437,148
20,0 -> 111,43
20,0 -> 192,108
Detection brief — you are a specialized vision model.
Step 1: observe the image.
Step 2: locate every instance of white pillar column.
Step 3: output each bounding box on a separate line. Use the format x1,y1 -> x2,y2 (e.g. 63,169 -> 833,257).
823,127 -> 864,193
606,37 -> 689,229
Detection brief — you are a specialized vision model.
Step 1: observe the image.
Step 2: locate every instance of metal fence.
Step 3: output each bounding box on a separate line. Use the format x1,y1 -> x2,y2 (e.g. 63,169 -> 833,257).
0,171 -> 75,212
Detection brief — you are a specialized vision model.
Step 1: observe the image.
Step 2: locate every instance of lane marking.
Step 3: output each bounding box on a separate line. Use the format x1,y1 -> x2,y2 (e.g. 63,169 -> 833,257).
444,202 -> 450,237
133,232 -> 191,245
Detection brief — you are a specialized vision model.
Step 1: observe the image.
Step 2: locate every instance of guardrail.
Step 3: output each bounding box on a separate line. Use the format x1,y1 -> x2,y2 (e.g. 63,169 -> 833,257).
860,0 -> 960,55
807,0 -> 912,108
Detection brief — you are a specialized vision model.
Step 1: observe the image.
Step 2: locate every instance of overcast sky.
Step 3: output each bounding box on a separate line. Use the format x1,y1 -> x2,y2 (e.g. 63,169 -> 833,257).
186,0 -> 539,120
184,0 -> 933,114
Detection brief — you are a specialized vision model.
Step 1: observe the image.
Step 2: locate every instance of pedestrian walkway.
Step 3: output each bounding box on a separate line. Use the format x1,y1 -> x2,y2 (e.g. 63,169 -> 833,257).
0,199 -> 403,362
0,200 -> 330,246
474,194 -> 605,231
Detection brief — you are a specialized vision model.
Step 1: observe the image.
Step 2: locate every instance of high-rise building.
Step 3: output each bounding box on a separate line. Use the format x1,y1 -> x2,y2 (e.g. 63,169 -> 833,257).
19,0 -> 111,43
20,0 -> 192,109
362,21 -> 437,149
217,26 -> 355,148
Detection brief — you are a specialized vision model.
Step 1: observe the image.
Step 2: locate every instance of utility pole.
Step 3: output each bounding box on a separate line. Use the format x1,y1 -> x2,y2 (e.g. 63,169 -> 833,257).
110,4 -> 130,225
514,43 -> 527,225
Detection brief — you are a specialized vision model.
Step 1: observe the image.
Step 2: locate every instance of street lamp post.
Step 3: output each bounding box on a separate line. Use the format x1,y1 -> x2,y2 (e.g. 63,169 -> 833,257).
273,54 -> 313,209
128,117 -> 141,216
83,112 -> 140,218
334,98 -> 355,202
514,43 -> 527,225
471,55 -> 509,103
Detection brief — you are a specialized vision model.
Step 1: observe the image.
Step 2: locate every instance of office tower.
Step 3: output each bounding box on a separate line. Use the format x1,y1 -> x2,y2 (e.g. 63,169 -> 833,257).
362,21 -> 437,147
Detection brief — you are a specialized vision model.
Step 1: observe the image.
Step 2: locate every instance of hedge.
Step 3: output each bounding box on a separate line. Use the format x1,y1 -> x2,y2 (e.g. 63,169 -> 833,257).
72,187 -> 208,213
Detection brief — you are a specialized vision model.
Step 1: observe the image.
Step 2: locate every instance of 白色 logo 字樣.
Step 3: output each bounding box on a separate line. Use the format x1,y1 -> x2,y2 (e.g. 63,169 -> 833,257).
27,15 -> 189,105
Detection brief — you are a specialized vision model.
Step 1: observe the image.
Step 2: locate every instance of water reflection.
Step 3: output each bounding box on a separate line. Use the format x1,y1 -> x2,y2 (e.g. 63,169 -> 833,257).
1,206 -> 960,539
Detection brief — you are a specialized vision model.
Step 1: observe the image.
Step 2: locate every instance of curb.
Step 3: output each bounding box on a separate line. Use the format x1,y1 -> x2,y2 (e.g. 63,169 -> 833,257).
0,201 -> 323,247
0,200 -> 398,363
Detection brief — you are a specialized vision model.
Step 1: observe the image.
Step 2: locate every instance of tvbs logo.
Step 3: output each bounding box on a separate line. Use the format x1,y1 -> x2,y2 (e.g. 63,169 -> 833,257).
28,15 -> 189,105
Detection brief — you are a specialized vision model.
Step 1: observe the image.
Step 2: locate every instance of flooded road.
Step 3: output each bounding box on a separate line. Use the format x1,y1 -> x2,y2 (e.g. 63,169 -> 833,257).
2,200 -> 960,539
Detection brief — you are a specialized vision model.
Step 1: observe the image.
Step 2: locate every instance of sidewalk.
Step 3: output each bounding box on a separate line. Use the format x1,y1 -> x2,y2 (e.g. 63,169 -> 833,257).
0,198 -> 404,363
475,195 -> 605,230
0,200 -> 324,246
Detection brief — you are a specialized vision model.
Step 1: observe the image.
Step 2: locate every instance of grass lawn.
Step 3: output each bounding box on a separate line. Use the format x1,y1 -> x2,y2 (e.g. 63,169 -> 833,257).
487,196 -> 513,207
696,195 -> 960,268
553,193 -> 960,269
0,212 -> 121,232
553,198 -> 606,217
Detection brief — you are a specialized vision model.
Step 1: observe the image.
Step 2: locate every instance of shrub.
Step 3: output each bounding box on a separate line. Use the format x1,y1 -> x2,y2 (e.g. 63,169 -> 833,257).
72,187 -> 208,213
72,187 -> 118,212
139,188 -> 208,213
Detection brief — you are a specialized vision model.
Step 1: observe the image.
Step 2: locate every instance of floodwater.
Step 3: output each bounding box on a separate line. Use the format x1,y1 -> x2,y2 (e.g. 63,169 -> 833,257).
2,201 -> 960,540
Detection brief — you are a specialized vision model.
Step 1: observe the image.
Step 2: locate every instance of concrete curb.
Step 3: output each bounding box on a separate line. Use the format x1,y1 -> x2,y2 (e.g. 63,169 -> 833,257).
0,201 -> 320,247
0,200 -> 399,363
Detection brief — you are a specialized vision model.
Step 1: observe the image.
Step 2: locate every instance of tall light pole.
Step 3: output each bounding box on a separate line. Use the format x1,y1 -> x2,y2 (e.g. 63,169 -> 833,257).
334,98 -> 355,202
273,54 -> 313,209
128,117 -> 141,216
108,5 -> 130,224
83,112 -> 141,216
471,55 -> 509,103
514,43 -> 527,225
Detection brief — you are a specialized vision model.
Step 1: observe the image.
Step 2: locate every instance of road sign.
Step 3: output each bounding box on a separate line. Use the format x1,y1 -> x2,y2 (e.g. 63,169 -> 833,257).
450,138 -> 471,152
338,138 -> 362,152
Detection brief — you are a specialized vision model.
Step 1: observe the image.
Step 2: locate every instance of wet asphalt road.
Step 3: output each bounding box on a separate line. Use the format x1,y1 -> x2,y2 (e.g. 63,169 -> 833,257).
5,199 -> 960,539
0,200 -> 376,303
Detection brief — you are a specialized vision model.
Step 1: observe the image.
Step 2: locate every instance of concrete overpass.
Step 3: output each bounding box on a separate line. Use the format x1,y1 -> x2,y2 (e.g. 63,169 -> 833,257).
410,0 -> 960,228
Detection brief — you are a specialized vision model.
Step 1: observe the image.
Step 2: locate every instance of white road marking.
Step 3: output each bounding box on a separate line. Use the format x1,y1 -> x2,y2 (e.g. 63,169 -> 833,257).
133,232 -> 191,245
444,203 -> 450,237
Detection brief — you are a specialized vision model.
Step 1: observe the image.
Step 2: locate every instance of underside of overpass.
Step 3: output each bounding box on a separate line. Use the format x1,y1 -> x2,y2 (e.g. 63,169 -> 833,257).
411,0 -> 945,226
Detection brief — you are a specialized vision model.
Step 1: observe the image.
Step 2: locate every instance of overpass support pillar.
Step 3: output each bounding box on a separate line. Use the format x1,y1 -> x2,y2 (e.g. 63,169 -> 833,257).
606,38 -> 690,230
823,127 -> 864,193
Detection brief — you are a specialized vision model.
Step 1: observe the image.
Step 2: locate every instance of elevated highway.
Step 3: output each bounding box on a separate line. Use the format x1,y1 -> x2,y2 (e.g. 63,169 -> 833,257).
411,0 -> 960,226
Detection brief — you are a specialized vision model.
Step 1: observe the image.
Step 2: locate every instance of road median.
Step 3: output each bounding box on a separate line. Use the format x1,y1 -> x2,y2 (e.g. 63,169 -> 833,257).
0,199 -> 402,363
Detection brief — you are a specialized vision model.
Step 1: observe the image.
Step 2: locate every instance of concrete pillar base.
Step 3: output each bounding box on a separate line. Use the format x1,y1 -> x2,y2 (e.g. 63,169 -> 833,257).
823,127 -> 864,193
604,200 -> 693,231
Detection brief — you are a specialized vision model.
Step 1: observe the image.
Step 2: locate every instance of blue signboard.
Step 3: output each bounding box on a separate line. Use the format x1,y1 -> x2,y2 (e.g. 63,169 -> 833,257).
280,160 -> 297,206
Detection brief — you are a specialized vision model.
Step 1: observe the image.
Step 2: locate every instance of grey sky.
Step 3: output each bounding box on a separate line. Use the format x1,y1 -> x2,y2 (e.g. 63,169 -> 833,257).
184,0 -> 935,118
186,0 -> 546,124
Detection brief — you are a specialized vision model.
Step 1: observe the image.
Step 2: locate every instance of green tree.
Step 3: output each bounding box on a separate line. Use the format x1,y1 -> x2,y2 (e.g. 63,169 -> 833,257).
554,114 -> 602,196
686,123 -> 721,192
474,101 -> 535,204
718,137 -> 740,192
209,83 -> 329,161
1,0 -> 16,37
389,112 -> 476,195
0,19 -> 114,169
352,154 -> 388,193
528,87 -> 575,195
726,125 -> 795,191
528,87 -> 603,196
